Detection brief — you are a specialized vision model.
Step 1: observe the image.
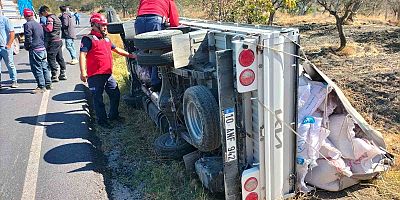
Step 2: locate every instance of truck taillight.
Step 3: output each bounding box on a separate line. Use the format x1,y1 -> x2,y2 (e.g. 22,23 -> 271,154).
241,167 -> 260,200
233,38 -> 258,93
239,49 -> 255,67
245,192 -> 258,200
239,69 -> 255,86
244,177 -> 258,192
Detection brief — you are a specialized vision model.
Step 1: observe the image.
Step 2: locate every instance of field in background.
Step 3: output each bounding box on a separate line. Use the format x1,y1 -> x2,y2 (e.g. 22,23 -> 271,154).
99,10 -> 399,199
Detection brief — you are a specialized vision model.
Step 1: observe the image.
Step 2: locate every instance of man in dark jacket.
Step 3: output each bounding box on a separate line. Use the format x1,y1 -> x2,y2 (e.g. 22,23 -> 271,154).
59,6 -> 78,65
23,8 -> 52,94
39,5 -> 67,82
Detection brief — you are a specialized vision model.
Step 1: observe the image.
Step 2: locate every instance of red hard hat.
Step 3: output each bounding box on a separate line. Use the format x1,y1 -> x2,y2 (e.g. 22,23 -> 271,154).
23,8 -> 34,17
90,13 -> 108,25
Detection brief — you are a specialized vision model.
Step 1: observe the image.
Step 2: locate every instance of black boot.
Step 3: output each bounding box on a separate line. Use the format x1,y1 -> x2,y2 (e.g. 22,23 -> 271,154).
59,70 -> 67,80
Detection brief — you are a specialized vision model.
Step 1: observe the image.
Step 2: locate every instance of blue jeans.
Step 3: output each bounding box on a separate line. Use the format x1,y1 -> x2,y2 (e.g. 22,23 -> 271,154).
87,74 -> 120,123
0,47 -> 17,82
134,15 -> 164,86
65,38 -> 77,60
29,49 -> 51,88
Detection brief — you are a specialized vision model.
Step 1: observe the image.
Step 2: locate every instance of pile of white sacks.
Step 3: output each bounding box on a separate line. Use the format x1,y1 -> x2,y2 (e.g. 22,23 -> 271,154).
296,74 -> 391,192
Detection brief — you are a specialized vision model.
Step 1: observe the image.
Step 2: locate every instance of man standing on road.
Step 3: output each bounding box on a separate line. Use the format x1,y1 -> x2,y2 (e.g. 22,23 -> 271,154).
79,13 -> 136,128
23,8 -> 52,94
39,5 -> 67,82
135,0 -> 180,92
0,11 -> 18,89
74,10 -> 80,26
59,6 -> 78,65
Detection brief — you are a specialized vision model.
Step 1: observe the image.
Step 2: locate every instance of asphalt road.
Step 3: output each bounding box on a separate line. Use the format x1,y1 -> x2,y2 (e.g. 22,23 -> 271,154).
0,15 -> 109,199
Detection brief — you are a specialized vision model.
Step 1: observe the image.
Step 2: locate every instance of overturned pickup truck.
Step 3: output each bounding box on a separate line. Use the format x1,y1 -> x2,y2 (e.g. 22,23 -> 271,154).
107,18 -> 393,199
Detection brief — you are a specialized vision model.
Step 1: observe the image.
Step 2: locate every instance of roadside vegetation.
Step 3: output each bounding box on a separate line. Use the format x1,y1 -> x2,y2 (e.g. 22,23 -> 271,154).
90,1 -> 399,199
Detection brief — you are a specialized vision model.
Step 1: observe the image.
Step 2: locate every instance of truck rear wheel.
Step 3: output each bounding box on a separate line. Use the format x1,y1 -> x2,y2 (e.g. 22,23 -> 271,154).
154,133 -> 195,159
134,30 -> 182,50
183,86 -> 221,152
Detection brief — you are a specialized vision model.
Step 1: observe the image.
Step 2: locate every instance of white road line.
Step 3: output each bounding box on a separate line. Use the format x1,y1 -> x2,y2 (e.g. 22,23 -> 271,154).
76,27 -> 90,35
21,91 -> 50,200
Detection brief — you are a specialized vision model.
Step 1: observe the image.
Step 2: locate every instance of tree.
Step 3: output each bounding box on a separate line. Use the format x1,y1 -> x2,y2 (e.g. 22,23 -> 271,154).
97,0 -> 138,18
387,0 -> 400,20
317,0 -> 363,51
268,0 -> 297,25
201,0 -> 296,25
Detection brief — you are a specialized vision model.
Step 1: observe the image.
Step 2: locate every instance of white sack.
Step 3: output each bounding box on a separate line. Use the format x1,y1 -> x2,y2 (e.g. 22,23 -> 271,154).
305,158 -> 356,192
298,76 -> 329,122
296,116 -> 313,192
328,114 -> 356,159
346,138 -> 386,174
296,116 -> 328,192
319,138 -> 342,160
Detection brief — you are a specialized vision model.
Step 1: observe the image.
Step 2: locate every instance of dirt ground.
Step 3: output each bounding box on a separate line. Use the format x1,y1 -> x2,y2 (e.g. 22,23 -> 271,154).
288,17 -> 400,199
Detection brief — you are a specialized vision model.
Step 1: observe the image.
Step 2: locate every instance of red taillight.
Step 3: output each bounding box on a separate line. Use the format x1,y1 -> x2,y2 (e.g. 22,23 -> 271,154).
245,192 -> 258,200
244,177 -> 258,192
239,49 -> 255,67
239,69 -> 255,86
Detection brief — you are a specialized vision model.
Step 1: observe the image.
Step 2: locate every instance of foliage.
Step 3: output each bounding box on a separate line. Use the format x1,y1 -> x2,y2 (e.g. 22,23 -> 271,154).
95,0 -> 139,18
200,0 -> 296,24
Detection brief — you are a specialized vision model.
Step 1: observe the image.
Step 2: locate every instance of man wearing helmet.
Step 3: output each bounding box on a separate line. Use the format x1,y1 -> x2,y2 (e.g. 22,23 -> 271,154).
23,8 -> 52,94
135,0 -> 180,92
79,13 -> 136,128
39,5 -> 67,82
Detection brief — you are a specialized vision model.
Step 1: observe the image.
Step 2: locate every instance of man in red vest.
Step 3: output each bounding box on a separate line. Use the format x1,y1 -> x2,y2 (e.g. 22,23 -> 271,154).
79,13 -> 136,128
135,0 -> 180,92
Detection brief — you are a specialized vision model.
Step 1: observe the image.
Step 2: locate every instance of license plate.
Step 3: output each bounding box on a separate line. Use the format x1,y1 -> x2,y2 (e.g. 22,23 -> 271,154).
224,108 -> 237,162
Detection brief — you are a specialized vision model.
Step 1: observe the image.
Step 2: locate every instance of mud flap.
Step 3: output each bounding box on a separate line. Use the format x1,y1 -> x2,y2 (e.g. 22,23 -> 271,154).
216,49 -> 241,199
195,157 -> 224,193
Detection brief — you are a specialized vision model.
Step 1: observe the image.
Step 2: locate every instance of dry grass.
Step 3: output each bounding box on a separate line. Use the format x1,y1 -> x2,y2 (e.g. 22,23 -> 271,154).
276,12 -> 334,25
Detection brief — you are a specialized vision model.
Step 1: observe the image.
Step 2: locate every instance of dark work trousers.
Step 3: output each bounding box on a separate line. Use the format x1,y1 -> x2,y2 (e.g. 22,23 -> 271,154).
46,40 -> 67,77
29,49 -> 51,88
134,15 -> 164,87
87,74 -> 120,123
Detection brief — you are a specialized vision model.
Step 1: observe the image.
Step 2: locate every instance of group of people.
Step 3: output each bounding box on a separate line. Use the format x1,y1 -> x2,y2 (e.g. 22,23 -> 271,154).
0,5 -> 79,92
2,0 -> 180,128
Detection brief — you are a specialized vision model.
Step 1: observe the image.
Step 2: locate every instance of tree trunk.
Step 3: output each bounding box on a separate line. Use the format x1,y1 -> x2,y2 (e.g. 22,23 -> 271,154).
268,10 -> 276,26
335,16 -> 346,51
123,8 -> 126,18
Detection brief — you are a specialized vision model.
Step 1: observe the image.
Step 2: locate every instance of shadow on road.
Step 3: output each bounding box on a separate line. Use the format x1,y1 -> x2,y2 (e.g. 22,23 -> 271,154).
43,142 -> 104,173
14,83 -> 111,197
0,88 -> 34,94
14,84 -> 105,171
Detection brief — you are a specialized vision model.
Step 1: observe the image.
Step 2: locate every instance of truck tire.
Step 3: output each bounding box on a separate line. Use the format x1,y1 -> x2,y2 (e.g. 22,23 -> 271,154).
136,51 -> 173,66
154,133 -> 196,160
13,37 -> 20,55
183,86 -> 221,152
107,22 -> 124,34
134,30 -> 182,50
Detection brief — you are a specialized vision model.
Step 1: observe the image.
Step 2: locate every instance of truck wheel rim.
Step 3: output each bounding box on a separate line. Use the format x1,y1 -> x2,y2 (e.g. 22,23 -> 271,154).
187,102 -> 203,140
165,135 -> 178,147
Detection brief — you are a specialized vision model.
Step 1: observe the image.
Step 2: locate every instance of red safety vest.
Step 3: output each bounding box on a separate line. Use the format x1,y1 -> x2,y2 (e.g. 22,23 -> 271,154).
85,34 -> 113,78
